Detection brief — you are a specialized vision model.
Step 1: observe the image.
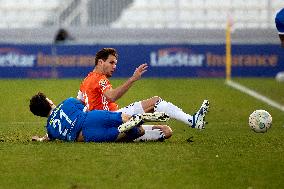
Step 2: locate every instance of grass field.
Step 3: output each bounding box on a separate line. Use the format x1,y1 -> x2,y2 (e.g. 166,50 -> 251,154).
0,78 -> 284,189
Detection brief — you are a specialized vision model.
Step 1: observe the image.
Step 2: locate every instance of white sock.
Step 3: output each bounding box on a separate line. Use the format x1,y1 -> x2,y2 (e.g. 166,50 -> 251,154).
141,125 -> 154,130
116,101 -> 145,115
134,129 -> 165,142
154,99 -> 193,126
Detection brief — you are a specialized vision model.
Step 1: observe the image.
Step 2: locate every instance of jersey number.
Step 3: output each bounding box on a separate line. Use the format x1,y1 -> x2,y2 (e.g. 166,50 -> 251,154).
52,109 -> 72,137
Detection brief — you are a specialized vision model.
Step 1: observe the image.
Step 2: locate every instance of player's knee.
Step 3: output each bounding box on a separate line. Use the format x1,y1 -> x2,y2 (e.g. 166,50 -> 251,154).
121,113 -> 131,123
142,96 -> 162,113
153,125 -> 172,139
162,126 -> 172,139
146,96 -> 161,107
138,126 -> 145,136
147,96 -> 162,111
151,96 -> 162,103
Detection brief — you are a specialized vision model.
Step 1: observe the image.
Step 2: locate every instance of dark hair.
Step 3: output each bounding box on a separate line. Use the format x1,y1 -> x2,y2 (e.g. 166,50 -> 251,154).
29,92 -> 51,117
95,48 -> 118,65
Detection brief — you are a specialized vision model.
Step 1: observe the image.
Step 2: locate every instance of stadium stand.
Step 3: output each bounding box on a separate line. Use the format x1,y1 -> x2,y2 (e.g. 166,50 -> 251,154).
0,0 -> 282,44
88,0 -> 133,26
0,0 -> 65,28
0,0 -> 132,28
111,0 -> 284,29
0,0 -> 283,29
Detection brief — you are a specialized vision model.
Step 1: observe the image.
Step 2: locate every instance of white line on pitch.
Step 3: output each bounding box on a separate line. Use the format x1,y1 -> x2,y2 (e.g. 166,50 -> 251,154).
225,80 -> 284,112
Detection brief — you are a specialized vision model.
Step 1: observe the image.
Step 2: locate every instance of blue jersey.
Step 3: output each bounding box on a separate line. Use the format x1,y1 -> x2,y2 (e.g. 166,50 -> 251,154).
45,98 -> 134,142
46,98 -> 86,141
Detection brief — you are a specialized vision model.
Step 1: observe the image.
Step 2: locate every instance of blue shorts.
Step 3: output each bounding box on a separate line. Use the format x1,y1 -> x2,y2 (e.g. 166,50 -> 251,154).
82,110 -> 123,142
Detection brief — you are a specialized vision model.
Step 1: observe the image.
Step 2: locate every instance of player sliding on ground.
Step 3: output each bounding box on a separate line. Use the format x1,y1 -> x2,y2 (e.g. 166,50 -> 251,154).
77,48 -> 210,142
30,92 -> 172,142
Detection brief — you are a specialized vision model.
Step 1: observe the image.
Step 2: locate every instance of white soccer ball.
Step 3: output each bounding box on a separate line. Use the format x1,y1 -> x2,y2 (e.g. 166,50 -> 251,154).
248,110 -> 272,133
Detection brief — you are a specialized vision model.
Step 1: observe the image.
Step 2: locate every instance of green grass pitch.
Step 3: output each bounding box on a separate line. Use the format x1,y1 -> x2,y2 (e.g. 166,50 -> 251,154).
0,78 -> 284,189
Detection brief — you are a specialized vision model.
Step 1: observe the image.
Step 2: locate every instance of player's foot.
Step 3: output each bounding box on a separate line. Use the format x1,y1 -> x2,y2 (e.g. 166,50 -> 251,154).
118,114 -> 143,133
141,112 -> 170,122
191,100 -> 210,129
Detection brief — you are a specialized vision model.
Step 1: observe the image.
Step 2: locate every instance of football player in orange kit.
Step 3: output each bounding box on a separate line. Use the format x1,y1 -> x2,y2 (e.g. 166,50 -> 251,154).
78,48 -> 209,141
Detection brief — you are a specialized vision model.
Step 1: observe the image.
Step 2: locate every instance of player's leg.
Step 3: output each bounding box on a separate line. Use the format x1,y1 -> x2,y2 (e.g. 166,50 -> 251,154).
117,96 -> 210,129
137,96 -> 210,129
117,113 -> 171,142
82,110 -> 124,142
116,96 -> 160,115
152,125 -> 172,139
82,110 -> 167,142
133,125 -> 172,142
116,101 -> 145,115
118,114 -> 143,133
154,98 -> 210,129
190,100 -> 210,129
116,97 -> 170,139
116,126 -> 145,142
118,112 -> 169,132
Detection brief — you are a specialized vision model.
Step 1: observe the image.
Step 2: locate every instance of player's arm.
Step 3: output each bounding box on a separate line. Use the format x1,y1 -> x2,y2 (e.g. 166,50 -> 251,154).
31,133 -> 50,142
104,63 -> 148,101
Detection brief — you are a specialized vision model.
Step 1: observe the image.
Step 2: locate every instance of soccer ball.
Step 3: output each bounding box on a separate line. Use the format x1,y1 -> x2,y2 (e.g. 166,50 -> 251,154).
248,110 -> 272,133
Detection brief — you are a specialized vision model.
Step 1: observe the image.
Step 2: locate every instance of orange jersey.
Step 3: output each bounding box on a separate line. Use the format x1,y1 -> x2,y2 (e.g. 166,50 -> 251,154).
78,72 -> 118,111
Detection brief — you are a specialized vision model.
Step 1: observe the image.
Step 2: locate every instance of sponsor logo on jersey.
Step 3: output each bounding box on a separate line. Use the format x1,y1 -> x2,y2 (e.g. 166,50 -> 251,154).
99,79 -> 110,91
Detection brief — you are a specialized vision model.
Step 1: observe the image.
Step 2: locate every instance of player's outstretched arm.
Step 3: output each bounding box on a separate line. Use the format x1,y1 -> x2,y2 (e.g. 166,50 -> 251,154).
104,63 -> 148,102
31,133 -> 50,142
131,63 -> 148,81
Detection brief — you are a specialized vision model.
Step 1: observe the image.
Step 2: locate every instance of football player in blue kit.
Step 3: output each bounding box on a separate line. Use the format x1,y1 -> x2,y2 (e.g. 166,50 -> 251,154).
275,8 -> 284,81
29,92 -> 170,142
275,8 -> 284,47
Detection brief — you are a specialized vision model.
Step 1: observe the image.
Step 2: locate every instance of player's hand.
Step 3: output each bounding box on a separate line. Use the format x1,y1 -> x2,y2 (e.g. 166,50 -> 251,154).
131,63 -> 148,81
31,135 -> 41,141
31,135 -> 48,142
